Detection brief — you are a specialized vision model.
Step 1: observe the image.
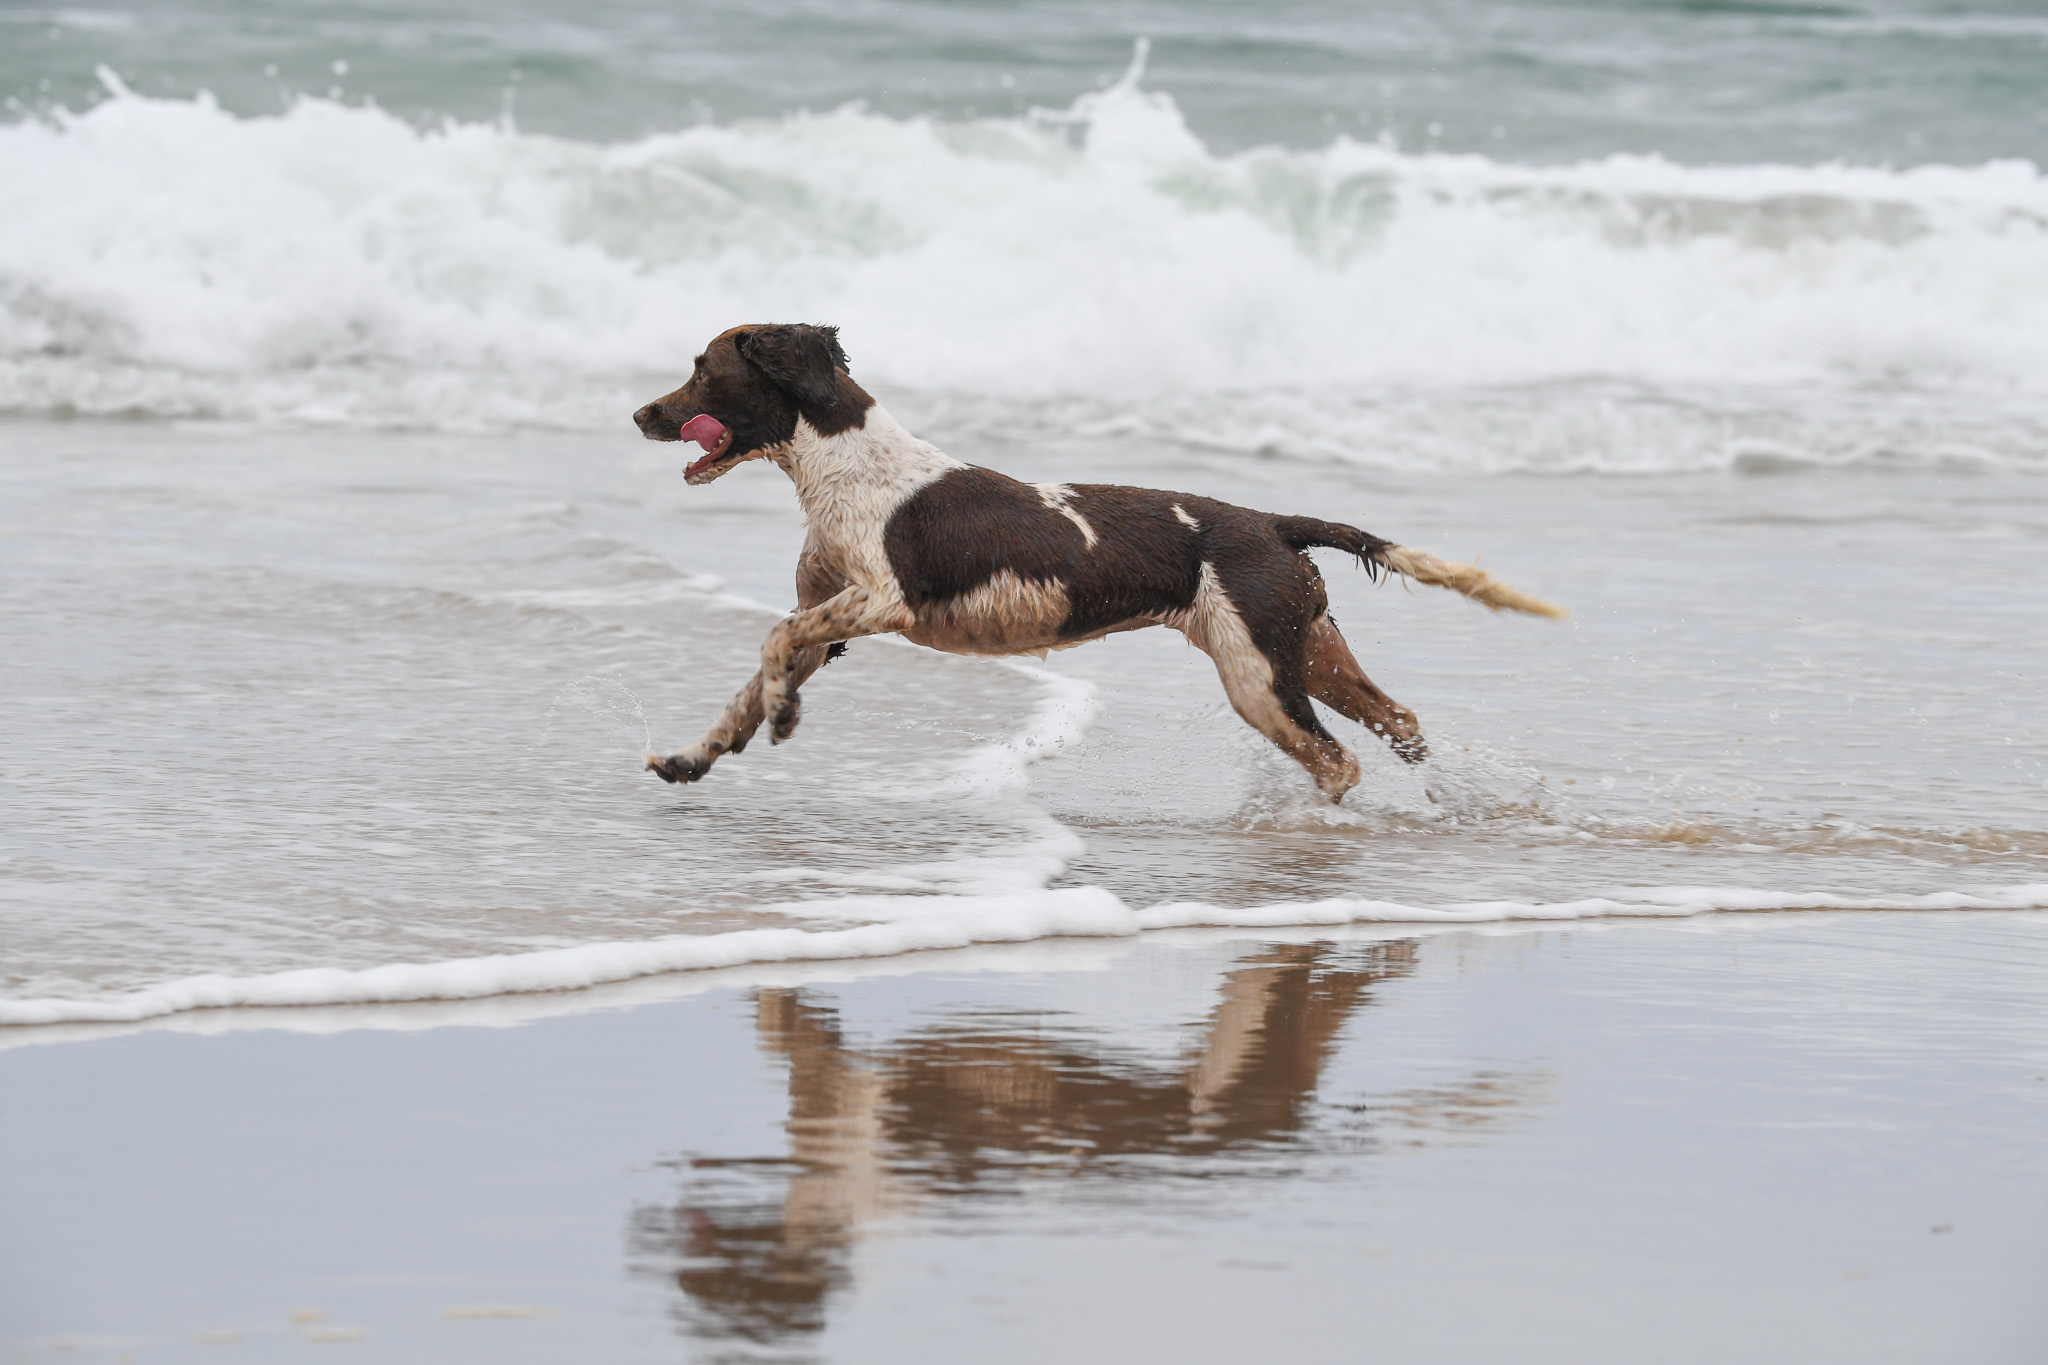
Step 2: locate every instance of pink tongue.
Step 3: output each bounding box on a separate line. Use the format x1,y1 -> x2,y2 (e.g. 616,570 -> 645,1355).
677,413 -> 728,450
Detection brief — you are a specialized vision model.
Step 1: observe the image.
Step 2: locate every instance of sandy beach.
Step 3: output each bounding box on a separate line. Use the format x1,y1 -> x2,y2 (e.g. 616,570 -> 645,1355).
6,910 -> 2046,1363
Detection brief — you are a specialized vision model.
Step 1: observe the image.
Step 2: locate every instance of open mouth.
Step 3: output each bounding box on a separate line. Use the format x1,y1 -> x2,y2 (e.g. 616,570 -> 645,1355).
678,413 -> 735,480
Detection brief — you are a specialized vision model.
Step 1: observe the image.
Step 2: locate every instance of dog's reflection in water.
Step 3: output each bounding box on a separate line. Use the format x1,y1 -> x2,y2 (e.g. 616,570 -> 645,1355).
630,941 -> 1527,1350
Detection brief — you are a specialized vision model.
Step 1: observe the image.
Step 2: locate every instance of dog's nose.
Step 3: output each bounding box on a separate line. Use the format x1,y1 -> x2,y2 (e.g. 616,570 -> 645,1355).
633,403 -> 657,431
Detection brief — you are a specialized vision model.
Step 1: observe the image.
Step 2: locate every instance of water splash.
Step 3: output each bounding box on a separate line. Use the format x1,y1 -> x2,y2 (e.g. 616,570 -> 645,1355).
551,675 -> 652,755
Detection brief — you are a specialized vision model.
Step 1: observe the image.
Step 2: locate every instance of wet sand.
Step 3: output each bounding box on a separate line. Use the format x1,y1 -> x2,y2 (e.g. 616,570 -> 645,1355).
4,910 -> 2045,1364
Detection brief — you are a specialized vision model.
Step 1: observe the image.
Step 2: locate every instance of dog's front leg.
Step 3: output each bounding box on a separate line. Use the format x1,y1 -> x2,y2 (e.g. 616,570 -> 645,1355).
647,588 -> 908,785
758,586 -> 910,745
646,671 -> 764,784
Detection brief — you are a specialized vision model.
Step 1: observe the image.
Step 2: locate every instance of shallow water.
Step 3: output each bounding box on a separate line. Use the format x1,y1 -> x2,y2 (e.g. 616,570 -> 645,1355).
2,417 -> 2044,1016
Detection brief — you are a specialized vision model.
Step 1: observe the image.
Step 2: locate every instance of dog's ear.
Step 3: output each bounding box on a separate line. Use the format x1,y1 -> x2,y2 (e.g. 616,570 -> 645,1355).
736,325 -> 849,411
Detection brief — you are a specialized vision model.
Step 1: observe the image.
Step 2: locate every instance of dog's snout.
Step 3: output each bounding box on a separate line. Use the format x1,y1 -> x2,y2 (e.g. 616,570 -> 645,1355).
634,401 -> 682,440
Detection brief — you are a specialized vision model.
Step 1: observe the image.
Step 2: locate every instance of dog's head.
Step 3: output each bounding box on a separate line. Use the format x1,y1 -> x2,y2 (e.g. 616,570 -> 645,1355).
633,324 -> 867,485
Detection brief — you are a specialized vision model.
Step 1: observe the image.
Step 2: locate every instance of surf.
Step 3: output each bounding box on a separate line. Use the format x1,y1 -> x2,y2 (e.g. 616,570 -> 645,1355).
3,61 -> 2046,466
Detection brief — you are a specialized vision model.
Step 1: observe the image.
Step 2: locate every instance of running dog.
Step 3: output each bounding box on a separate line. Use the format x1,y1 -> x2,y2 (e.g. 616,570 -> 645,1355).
633,324 -> 1564,801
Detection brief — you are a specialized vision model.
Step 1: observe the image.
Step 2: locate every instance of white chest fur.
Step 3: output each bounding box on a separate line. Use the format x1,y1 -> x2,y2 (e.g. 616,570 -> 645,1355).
775,405 -> 963,605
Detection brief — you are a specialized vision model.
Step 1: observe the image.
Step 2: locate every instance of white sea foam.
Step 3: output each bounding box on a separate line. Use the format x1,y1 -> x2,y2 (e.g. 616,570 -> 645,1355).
877,663 -> 1096,894
3,883 -> 2044,1028
948,659 -> 1100,796
4,64 -> 2046,468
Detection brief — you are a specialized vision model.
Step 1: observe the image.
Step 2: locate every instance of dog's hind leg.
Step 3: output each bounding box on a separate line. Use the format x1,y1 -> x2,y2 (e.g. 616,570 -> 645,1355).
1304,615 -> 1428,763
1183,564 -> 1361,802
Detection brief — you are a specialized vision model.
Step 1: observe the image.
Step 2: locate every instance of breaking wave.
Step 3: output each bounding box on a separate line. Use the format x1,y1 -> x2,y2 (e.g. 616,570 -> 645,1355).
4,56 -> 2047,470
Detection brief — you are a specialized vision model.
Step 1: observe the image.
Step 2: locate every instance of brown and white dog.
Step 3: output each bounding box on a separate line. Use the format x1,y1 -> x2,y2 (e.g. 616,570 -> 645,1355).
633,324 -> 1564,802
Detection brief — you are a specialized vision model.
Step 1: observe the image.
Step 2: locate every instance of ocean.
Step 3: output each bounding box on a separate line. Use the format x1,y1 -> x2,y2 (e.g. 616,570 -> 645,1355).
3,0 -> 2047,1024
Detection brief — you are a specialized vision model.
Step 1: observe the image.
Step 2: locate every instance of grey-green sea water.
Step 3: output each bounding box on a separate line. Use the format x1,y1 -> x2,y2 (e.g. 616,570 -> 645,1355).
9,0 -> 2048,163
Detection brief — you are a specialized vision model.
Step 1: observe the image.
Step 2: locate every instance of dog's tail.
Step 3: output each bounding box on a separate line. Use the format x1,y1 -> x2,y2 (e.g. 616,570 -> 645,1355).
1271,515 -> 1568,620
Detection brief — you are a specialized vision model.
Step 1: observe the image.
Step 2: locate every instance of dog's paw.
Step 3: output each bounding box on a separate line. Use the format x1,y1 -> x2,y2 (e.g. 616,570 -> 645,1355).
1314,755 -> 1363,803
647,747 -> 716,784
768,685 -> 802,744
1389,733 -> 1430,765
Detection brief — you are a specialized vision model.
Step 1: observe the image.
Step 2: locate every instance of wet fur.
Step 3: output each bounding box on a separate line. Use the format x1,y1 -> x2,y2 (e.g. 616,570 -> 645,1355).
634,324 -> 1563,801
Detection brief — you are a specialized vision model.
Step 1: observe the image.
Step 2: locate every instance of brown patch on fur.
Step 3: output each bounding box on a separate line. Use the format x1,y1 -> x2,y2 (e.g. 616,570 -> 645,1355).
885,470 -> 1208,640
901,570 -> 1072,656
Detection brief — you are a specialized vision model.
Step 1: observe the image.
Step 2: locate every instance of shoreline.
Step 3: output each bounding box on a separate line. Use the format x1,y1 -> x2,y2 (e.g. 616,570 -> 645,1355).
7,889 -> 2048,1034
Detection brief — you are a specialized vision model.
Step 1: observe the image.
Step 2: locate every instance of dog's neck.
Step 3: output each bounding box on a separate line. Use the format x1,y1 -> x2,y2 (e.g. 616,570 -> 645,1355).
772,403 -> 965,533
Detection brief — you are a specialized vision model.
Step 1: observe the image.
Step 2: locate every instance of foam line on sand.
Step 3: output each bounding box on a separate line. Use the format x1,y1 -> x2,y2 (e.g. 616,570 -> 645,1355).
4,883 -> 2046,1028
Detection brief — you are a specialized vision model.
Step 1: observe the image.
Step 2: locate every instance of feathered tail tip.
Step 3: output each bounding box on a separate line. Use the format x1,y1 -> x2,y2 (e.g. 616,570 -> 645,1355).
1379,546 -> 1568,619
